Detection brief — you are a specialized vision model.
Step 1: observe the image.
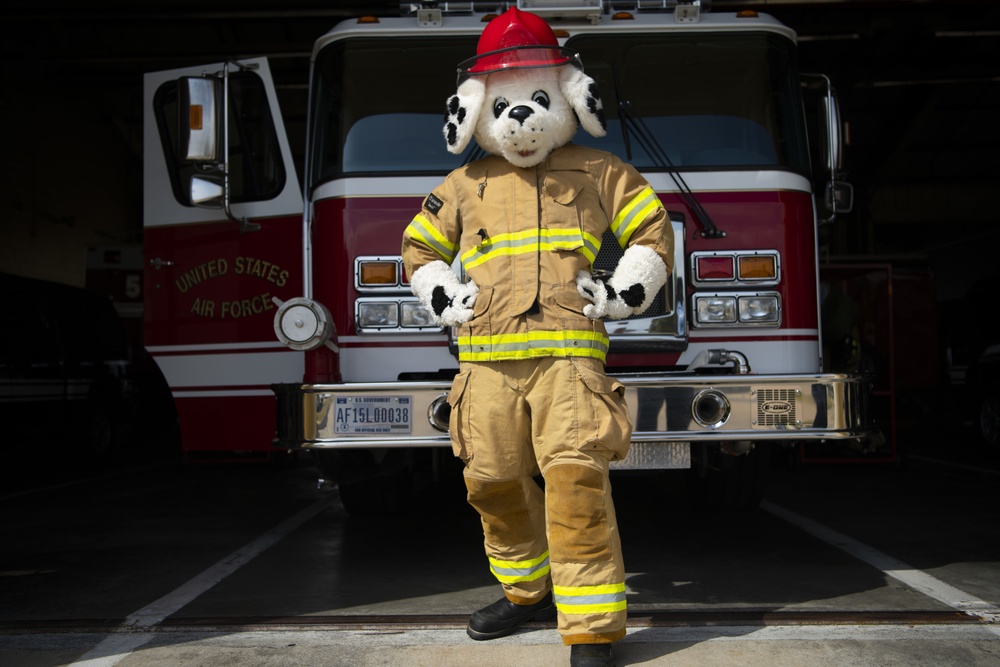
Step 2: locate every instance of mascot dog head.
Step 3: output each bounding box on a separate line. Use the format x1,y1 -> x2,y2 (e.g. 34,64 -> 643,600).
443,8 -> 606,169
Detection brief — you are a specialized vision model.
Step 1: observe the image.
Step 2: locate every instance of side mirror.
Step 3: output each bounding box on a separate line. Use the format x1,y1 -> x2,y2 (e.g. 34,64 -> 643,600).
178,77 -> 220,162
825,181 -> 854,214
819,91 -> 844,174
190,175 -> 225,208
805,72 -> 852,223
175,62 -> 260,232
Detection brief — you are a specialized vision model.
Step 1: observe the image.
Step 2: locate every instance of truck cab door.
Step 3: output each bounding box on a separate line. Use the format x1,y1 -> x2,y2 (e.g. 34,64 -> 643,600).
142,58 -> 305,455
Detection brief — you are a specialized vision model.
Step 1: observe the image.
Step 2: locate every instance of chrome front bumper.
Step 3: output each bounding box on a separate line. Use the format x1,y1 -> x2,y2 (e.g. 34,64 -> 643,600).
272,371 -> 873,450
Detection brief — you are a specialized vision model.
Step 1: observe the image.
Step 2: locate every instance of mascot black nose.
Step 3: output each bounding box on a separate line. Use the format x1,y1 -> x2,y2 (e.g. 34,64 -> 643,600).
508,105 -> 534,125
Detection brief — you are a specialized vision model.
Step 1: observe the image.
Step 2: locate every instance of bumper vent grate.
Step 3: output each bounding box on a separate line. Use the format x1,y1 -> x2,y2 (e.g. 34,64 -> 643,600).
755,387 -> 797,427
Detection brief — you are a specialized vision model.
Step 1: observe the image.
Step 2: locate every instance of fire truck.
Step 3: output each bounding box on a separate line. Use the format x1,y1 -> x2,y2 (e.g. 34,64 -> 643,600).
143,0 -> 872,512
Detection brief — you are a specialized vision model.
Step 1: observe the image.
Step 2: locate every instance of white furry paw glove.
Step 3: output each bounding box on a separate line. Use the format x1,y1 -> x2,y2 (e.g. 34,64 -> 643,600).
576,271 -> 631,320
409,260 -> 479,327
576,246 -> 667,320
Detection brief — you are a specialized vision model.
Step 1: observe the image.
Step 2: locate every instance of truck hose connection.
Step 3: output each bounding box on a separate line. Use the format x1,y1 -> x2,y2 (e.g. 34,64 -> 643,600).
686,349 -> 751,375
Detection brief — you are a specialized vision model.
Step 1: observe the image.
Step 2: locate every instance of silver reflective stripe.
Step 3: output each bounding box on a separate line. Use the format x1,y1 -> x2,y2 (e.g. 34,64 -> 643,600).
489,553 -> 551,584
491,557 -> 550,578
554,591 -> 626,606
462,233 -> 538,270
461,228 -> 600,270
456,330 -> 610,362
611,187 -> 660,247
405,215 -> 457,263
553,583 -> 628,614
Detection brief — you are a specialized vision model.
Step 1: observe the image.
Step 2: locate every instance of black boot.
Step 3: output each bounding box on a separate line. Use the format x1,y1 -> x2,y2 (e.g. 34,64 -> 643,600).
570,643 -> 616,667
466,592 -> 555,640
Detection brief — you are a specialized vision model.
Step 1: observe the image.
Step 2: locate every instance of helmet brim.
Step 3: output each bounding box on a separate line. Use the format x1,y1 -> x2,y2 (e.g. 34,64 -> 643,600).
457,45 -> 582,84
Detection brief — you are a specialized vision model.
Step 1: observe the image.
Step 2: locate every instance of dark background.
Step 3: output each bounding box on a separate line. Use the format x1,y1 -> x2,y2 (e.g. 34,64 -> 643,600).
1,0 -> 997,421
2,1 -> 997,259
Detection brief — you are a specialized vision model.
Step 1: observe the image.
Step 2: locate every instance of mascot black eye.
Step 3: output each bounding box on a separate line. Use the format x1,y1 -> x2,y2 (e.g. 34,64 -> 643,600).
532,90 -> 550,109
492,97 -> 509,119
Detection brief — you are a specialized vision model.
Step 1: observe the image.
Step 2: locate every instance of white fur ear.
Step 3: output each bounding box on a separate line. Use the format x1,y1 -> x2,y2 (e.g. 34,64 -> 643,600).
444,77 -> 486,154
560,67 -> 606,138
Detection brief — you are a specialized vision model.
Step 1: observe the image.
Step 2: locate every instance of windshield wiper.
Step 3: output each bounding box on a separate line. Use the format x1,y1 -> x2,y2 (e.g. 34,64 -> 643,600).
616,98 -> 725,240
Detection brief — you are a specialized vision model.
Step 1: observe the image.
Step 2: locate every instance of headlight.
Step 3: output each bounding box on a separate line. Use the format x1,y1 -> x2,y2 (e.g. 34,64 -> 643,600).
695,296 -> 737,324
401,301 -> 435,328
739,295 -> 779,323
357,301 -> 398,328
356,298 -> 442,333
693,292 -> 780,327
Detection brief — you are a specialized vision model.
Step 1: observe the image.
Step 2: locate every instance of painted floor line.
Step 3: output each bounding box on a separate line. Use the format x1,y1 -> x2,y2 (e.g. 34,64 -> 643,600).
761,499 -> 1000,634
67,494 -> 337,667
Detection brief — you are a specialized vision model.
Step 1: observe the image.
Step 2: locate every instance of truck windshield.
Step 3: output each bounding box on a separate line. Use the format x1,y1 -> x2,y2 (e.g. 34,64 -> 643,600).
310,30 -> 808,186
569,32 -> 810,175
310,37 -> 474,185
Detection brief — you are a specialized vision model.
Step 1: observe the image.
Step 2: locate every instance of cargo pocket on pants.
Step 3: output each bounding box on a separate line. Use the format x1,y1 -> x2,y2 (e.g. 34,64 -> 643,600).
571,358 -> 632,461
447,369 -> 472,462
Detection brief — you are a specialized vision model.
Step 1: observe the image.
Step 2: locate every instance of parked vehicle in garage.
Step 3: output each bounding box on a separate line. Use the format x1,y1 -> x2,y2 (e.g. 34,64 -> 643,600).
142,0 -> 874,512
0,272 -> 136,460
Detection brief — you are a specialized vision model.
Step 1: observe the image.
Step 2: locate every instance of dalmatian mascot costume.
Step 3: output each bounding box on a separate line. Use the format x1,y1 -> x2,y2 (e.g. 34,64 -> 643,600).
402,9 -> 673,667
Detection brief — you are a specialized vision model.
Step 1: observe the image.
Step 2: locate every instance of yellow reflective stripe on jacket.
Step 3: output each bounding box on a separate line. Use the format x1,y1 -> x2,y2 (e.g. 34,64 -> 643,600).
552,583 -> 627,615
610,186 -> 662,248
457,330 -> 610,362
461,228 -> 602,271
489,552 -> 551,584
404,214 -> 458,263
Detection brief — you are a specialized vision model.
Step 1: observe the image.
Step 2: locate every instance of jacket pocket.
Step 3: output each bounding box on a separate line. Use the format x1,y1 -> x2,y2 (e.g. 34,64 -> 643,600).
545,177 -> 582,206
541,175 -> 586,252
471,285 -> 493,320
552,282 -> 590,317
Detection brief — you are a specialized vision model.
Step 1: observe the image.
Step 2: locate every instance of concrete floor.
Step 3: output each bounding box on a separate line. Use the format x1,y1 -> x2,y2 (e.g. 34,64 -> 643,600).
1,420 -> 999,666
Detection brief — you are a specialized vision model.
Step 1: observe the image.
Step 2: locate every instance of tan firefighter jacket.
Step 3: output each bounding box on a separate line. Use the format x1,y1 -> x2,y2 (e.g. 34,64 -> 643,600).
402,143 -> 674,363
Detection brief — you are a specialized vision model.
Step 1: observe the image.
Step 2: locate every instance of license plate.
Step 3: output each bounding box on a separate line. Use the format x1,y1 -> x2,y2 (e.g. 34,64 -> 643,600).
334,396 -> 413,435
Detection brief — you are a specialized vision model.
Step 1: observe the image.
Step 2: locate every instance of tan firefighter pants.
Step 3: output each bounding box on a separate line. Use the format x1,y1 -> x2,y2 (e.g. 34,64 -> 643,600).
447,356 -> 633,645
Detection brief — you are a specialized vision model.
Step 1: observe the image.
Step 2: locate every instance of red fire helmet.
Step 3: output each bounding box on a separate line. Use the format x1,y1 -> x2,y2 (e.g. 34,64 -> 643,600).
457,7 -> 581,82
